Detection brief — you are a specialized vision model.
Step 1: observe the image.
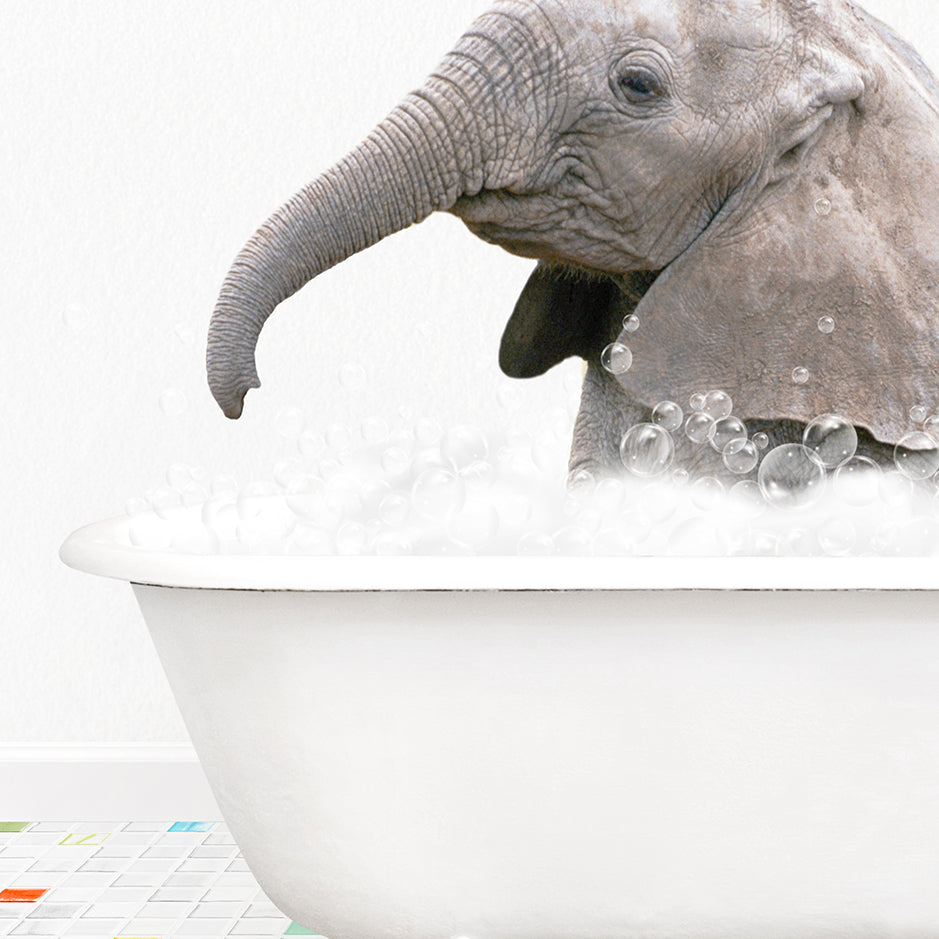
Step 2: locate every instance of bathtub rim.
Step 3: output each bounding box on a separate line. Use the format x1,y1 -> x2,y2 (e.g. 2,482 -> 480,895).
60,513 -> 939,591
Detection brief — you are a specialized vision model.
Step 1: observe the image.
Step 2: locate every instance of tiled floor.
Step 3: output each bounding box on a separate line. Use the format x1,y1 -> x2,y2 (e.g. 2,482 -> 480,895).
0,822 -> 320,938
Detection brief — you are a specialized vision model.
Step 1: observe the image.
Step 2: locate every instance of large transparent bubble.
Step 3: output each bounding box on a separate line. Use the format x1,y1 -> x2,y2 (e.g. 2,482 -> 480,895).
802,414 -> 857,469
758,444 -> 826,509
619,424 -> 674,477
894,432 -> 939,480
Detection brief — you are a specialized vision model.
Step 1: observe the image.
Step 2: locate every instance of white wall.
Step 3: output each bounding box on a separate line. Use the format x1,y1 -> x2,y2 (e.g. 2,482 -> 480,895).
5,0 -> 938,743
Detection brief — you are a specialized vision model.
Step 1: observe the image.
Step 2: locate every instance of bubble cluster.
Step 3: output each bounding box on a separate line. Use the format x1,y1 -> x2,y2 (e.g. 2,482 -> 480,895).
123,393 -> 939,557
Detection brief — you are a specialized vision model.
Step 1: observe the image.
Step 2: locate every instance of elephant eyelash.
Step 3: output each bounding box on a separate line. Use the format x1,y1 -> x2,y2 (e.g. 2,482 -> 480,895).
609,63 -> 668,108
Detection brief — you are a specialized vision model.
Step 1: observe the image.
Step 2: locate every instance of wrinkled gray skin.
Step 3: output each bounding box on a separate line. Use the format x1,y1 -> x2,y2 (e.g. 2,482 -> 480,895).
207,0 -> 939,482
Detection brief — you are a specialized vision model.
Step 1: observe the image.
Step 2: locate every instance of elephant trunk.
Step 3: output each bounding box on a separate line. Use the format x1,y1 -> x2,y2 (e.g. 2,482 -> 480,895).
207,5 -> 556,418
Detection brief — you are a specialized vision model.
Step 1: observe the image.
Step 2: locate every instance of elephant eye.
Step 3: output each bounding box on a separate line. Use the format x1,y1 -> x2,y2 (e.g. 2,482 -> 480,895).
611,62 -> 666,106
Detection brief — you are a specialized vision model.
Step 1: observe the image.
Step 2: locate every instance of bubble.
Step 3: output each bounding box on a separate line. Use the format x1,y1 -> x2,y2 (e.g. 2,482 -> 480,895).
691,476 -> 724,511
338,362 -> 367,390
326,423 -> 353,453
336,521 -> 368,555
619,423 -> 674,477
411,446 -> 447,476
894,432 -> 939,480
709,416 -> 747,452
729,479 -> 764,516
210,474 -> 239,499
594,477 -> 627,511
752,432 -> 770,450
298,430 -> 327,461
651,401 -> 683,432
411,467 -> 466,520
165,462 -> 192,490
814,197 -> 832,216
601,342 -> 633,375
802,414 -> 857,469
880,470 -> 914,508
702,390 -> 733,420
637,481 -> 678,523
553,526 -> 593,554
129,514 -> 171,550
925,416 -> 939,442
568,468 -> 596,496
723,439 -> 759,474
372,530 -> 414,556
684,412 -> 715,444
817,316 -> 835,334
448,500 -> 500,549
291,524 -> 333,556
689,392 -> 707,412
818,518 -> 856,556
777,528 -> 818,557
910,405 -> 929,425
147,485 -> 180,519
517,532 -> 555,556
62,301 -> 89,331
285,476 -> 342,528
236,481 -> 277,521
671,467 -> 690,485
460,459 -> 497,490
179,483 -> 205,507
667,517 -> 725,555
275,407 -> 305,440
273,458 -> 306,489
442,425 -> 489,470
124,497 -> 149,517
758,444 -> 826,509
381,446 -> 411,478
361,416 -> 389,444
791,367 -> 809,385
415,417 -> 442,447
833,456 -> 881,506
159,388 -> 187,416
378,492 -> 410,527
622,314 -> 640,332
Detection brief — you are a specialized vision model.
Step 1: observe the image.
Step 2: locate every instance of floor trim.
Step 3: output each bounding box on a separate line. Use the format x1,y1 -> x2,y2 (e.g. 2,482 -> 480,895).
0,744 -> 221,820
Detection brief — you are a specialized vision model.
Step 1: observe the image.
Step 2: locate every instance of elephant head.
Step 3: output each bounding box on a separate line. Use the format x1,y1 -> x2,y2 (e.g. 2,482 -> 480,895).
207,0 -> 939,478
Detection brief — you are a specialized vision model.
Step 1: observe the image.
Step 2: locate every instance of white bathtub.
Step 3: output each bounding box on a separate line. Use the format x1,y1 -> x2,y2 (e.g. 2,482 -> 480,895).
61,516 -> 939,939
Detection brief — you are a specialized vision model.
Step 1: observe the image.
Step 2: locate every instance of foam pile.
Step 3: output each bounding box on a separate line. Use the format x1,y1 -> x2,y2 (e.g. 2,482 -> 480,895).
122,412 -> 939,557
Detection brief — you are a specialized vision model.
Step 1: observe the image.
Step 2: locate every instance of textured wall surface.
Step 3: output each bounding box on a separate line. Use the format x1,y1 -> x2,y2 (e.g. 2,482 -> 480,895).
4,0 -> 938,741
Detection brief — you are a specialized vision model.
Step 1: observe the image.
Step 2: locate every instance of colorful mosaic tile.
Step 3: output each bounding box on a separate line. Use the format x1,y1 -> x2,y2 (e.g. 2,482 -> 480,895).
0,823 -> 319,937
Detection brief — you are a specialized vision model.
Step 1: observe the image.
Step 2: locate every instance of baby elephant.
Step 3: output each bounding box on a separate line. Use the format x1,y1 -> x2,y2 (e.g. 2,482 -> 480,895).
207,0 -> 939,481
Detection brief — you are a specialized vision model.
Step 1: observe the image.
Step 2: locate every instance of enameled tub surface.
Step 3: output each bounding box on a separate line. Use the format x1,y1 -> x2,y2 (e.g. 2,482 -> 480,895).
61,516 -> 939,939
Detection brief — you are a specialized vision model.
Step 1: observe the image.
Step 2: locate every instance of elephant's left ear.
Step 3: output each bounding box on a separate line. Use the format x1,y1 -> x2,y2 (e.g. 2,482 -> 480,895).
499,264 -> 622,378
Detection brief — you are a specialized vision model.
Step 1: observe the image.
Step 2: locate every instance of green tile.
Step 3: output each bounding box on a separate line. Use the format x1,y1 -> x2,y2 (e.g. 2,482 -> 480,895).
0,822 -> 30,832
284,924 -> 319,935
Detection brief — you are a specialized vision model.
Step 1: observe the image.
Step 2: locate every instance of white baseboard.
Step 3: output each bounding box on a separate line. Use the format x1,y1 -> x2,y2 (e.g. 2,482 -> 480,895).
0,744 -> 222,821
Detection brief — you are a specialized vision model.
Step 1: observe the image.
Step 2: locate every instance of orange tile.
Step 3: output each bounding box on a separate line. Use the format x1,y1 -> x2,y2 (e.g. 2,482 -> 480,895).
0,888 -> 48,902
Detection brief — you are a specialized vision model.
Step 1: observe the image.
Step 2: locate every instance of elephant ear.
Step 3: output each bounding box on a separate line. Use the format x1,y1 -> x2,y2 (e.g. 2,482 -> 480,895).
615,31 -> 939,446
500,263 -> 658,378
499,263 -> 622,378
